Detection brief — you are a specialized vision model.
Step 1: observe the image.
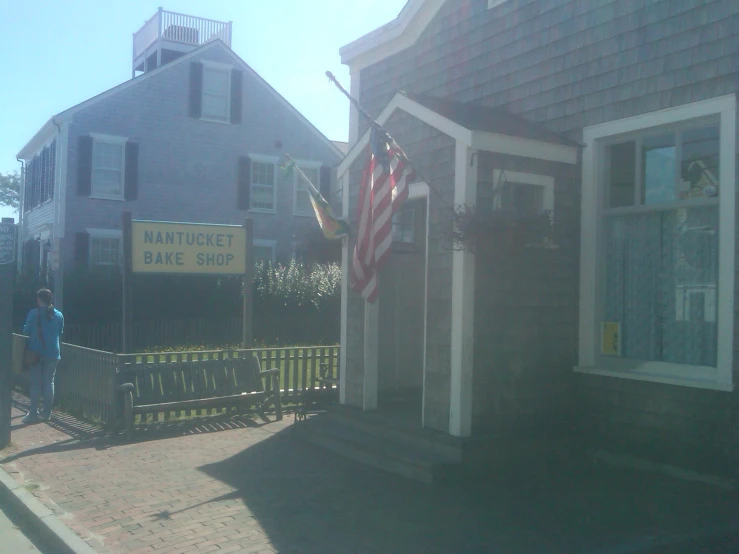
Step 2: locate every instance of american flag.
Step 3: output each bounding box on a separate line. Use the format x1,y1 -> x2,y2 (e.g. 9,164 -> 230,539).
351,127 -> 415,303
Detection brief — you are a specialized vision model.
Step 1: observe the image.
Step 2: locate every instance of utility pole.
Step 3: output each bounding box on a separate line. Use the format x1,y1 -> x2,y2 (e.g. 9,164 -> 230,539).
0,218 -> 17,449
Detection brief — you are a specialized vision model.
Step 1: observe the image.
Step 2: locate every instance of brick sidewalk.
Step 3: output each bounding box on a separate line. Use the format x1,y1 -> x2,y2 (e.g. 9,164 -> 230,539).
2,391 -> 738,553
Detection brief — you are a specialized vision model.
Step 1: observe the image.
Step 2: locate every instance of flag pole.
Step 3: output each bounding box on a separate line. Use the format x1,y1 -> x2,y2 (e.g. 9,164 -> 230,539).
284,153 -> 321,197
325,71 -> 453,209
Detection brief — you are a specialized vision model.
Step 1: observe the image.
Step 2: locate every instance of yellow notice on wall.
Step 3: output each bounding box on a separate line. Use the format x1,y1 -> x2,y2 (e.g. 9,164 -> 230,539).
132,220 -> 246,275
601,322 -> 621,357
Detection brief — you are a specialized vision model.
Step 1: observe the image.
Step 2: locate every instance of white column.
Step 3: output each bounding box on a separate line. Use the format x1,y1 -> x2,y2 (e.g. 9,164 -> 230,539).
449,141 -> 476,437
363,297 -> 379,411
339,176 -> 349,405
348,69 -> 361,146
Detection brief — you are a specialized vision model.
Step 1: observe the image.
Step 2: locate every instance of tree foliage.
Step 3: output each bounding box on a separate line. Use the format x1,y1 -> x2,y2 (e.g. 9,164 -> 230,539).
0,171 -> 20,210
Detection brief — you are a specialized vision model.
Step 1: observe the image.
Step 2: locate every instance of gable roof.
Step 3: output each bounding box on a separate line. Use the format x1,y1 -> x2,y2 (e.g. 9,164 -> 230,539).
18,40 -> 342,160
340,0 -> 446,70
405,93 -> 579,147
338,91 -> 579,176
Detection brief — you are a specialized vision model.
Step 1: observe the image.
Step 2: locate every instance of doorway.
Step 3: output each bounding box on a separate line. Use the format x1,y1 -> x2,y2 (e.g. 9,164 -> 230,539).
378,198 -> 427,424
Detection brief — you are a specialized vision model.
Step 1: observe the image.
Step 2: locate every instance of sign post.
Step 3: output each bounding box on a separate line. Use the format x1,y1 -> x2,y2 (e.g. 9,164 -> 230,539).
122,212 -> 133,354
242,218 -> 253,348
0,219 -> 17,449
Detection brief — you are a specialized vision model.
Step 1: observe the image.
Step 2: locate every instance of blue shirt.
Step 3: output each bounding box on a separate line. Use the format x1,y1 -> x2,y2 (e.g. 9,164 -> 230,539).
23,308 -> 64,360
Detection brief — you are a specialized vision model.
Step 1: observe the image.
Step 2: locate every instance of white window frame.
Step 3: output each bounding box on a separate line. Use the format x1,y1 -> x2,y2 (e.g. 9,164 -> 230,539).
292,160 -> 321,217
576,94 -> 736,392
253,239 -> 276,263
90,134 -> 127,201
200,61 -> 232,124
493,169 -> 554,215
87,228 -> 123,267
249,154 -> 278,213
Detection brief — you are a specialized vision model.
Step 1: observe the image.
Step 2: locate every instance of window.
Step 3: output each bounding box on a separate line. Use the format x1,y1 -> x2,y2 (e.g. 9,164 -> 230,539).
578,95 -> 735,391
494,170 -> 554,217
88,230 -> 122,266
392,204 -> 415,243
202,65 -> 230,122
295,166 -> 319,215
251,161 -> 276,211
253,240 -> 276,263
603,125 -> 720,367
91,136 -> 126,198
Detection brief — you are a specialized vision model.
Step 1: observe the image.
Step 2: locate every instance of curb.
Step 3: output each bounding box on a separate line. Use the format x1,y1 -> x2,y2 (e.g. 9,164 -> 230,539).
0,465 -> 97,554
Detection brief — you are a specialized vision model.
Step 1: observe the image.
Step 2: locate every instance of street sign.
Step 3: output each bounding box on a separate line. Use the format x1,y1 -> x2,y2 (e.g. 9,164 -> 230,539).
0,222 -> 15,265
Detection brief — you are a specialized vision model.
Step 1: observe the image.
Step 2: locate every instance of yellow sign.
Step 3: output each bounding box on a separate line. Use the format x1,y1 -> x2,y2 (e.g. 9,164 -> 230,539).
601,322 -> 621,356
132,220 -> 246,275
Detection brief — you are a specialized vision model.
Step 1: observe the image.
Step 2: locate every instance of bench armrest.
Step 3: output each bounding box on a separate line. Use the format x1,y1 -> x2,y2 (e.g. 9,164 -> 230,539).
259,368 -> 280,377
116,383 -> 135,392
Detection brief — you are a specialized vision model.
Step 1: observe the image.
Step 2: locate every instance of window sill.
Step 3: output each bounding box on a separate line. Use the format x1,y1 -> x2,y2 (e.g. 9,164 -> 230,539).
574,365 -> 733,392
199,117 -> 231,125
90,194 -> 125,202
249,208 -> 277,215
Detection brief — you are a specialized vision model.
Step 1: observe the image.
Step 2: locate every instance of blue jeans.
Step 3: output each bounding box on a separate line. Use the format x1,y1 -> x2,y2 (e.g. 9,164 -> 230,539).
28,357 -> 59,419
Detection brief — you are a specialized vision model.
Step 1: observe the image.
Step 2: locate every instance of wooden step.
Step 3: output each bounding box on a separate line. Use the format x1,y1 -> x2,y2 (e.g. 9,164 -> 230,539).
322,407 -> 463,462
297,415 -> 459,484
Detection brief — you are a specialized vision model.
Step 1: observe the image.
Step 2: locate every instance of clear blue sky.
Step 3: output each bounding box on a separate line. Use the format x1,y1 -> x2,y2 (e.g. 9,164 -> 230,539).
0,0 -> 405,221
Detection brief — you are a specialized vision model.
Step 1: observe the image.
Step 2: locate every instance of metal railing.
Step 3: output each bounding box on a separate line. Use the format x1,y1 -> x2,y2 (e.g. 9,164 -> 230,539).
133,8 -> 232,60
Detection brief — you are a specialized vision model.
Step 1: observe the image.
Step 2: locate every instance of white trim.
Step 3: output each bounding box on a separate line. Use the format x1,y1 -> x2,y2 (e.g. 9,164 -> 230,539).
56,123 -> 69,239
249,155 -> 278,213
349,70 -> 361,147
253,239 -> 277,262
18,41 -> 342,161
87,228 -> 123,267
449,141 -> 475,437
574,367 -> 733,393
471,131 -> 578,164
493,169 -> 555,212
200,61 -> 232,123
337,92 -> 578,178
488,0 -> 509,8
339,175 -> 349,405
89,133 -> 128,143
363,300 -> 379,411
340,0 -> 446,71
578,93 -> 736,391
291,160 -> 321,217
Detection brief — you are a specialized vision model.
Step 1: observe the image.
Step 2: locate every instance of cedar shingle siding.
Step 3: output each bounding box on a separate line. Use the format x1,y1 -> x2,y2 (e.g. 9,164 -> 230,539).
351,0 -> 739,473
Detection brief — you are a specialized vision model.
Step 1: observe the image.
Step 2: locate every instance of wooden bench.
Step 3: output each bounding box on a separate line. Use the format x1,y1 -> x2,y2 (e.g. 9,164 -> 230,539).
116,354 -> 282,440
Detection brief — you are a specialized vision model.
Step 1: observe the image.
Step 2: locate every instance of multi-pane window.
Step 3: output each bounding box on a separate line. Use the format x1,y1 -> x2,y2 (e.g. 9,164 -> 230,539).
92,140 -> 125,197
392,204 -> 415,243
90,236 -> 121,266
251,162 -> 275,211
295,167 -> 319,215
603,123 -> 720,367
202,66 -> 230,122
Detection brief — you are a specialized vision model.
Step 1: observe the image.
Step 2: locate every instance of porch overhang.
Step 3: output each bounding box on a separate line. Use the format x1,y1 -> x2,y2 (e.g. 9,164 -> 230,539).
337,92 -> 579,179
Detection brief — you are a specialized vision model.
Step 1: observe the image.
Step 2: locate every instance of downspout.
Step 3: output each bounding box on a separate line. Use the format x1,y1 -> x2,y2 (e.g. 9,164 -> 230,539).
16,157 -> 25,270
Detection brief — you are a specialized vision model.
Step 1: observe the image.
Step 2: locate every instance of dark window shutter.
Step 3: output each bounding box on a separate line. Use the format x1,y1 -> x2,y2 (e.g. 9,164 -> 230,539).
77,136 -> 93,195
75,232 -> 90,269
319,166 -> 331,200
124,141 -> 139,200
49,140 -> 56,199
237,156 -> 251,210
230,69 -> 243,124
189,62 -> 203,118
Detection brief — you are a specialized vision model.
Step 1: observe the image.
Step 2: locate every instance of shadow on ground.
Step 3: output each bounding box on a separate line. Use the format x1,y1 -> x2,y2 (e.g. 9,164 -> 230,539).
191,423 -> 739,554
2,394 -> 276,464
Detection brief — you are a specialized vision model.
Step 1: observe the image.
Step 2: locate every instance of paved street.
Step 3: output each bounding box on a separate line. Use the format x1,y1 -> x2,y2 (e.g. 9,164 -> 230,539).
0,500 -> 49,553
1,392 -> 738,553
